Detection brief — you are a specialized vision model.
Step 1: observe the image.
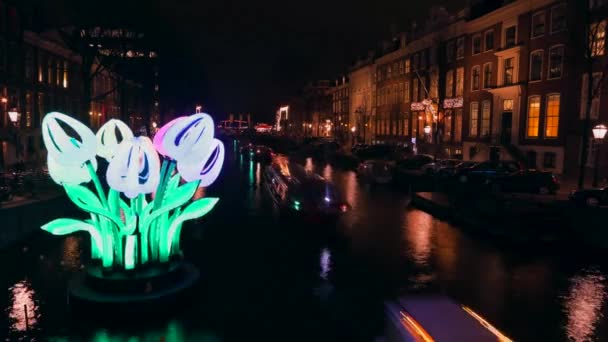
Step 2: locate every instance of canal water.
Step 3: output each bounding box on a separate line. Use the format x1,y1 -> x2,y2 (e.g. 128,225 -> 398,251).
2,145 -> 608,341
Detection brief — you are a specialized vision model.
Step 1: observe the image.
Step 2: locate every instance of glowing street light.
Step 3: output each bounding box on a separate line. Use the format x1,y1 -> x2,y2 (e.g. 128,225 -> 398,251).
351,126 -> 356,133
423,125 -> 432,135
592,124 -> 607,187
8,109 -> 20,125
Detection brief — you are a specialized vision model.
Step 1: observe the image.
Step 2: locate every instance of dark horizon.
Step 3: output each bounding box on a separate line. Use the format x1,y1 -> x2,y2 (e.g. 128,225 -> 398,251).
29,0 -> 465,122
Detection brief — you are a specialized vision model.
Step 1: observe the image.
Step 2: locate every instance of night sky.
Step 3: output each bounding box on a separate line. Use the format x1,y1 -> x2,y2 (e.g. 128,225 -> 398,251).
38,0 -> 464,122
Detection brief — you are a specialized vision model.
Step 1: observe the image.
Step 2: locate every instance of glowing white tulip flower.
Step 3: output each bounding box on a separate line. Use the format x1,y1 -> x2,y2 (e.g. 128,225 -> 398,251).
106,137 -> 161,198
48,154 -> 98,185
152,116 -> 185,157
96,119 -> 134,161
158,114 -> 214,161
42,112 -> 97,166
177,138 -> 225,187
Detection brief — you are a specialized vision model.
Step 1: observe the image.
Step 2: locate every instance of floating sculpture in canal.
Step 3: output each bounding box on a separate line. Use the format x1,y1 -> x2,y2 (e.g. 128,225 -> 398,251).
39,112 -> 224,311
40,111 -> 224,273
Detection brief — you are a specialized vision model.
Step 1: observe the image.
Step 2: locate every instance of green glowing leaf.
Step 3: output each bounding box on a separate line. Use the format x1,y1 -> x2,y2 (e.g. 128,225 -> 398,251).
165,197 -> 219,256
142,181 -> 199,230
124,235 -> 137,270
166,173 -> 181,192
42,218 -> 103,257
64,184 -> 124,229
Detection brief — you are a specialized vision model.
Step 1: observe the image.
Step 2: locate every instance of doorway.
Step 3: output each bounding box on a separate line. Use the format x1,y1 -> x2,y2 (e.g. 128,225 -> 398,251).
501,112 -> 512,145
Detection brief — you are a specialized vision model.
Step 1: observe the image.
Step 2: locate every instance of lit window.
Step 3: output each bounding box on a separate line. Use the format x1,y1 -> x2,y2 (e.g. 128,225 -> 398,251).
481,100 -> 491,136
504,57 -> 514,85
469,102 -> 479,137
503,99 -> 514,111
456,37 -> 465,59
456,67 -> 464,96
590,21 -> 606,57
454,109 -> 462,142
548,46 -> 564,79
527,96 -> 541,137
545,94 -> 560,138
483,63 -> 493,88
532,12 -> 546,38
472,35 -> 482,54
413,80 -> 419,102
530,50 -> 543,81
551,5 -> 566,33
63,61 -> 69,88
445,70 -> 454,97
472,66 -> 481,91
485,30 -> 494,51
403,113 -> 409,136
405,58 -> 411,73
404,80 -> 410,103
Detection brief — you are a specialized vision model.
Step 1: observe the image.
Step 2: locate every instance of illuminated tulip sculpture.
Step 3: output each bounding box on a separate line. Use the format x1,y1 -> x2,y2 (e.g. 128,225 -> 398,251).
40,112 -> 224,271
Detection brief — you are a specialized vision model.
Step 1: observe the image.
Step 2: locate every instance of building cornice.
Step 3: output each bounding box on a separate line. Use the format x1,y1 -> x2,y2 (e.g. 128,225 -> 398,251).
24,31 -> 81,63
466,0 -> 558,33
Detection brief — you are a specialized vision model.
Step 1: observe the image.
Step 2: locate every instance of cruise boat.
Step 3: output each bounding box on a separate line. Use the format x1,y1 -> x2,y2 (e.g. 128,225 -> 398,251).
263,157 -> 349,222
384,295 -> 512,342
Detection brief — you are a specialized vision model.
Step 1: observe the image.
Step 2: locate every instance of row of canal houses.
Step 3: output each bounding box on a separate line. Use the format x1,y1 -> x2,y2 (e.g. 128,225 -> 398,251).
291,0 -> 608,178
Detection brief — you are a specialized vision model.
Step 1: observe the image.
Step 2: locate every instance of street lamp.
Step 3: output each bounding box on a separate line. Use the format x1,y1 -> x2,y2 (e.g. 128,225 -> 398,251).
8,108 -> 20,126
592,124 -> 607,187
423,125 -> 432,135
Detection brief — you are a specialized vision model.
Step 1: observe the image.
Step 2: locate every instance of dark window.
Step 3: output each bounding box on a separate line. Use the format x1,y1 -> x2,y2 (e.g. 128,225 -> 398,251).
530,51 -> 543,81
543,152 -> 556,168
457,37 -> 465,59
420,50 -> 427,70
485,30 -> 494,51
526,151 -> 538,168
504,58 -> 514,85
446,41 -> 455,63
551,5 -> 566,33
473,35 -> 482,54
532,12 -> 546,38
483,63 -> 493,88
412,53 -> 420,71
505,26 -> 517,48
549,46 -> 564,79
472,66 -> 481,91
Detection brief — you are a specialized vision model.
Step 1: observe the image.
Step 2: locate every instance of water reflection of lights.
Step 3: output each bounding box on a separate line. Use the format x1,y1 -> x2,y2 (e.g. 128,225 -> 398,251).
61,236 -> 82,271
305,157 -> 314,172
403,210 -> 433,267
8,280 -> 38,332
255,162 -> 261,185
563,270 -> 607,342
323,164 -> 332,181
320,248 -> 331,280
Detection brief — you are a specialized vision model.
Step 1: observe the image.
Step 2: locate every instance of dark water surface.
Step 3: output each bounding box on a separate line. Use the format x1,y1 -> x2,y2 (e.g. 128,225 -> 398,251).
2,146 -> 608,341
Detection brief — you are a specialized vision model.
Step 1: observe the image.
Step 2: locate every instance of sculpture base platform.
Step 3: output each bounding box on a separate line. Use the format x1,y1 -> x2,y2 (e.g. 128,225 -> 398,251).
68,260 -> 200,319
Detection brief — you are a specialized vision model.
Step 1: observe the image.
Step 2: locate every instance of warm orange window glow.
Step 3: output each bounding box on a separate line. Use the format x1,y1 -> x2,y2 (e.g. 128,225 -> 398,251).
545,94 -> 560,138
527,96 -> 541,137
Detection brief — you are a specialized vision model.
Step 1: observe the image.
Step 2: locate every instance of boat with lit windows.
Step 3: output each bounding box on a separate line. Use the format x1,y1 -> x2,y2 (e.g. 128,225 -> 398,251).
263,157 -> 349,223
384,294 -> 512,342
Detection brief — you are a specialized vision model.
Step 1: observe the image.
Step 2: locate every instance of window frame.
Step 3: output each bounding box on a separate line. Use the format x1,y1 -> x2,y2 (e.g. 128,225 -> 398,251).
483,62 -> 493,89
590,20 -> 606,57
504,25 -> 517,49
531,11 -> 546,38
504,57 -> 515,85
544,93 -> 561,138
547,45 -> 565,80
456,37 -> 465,59
472,34 -> 482,55
526,95 -> 541,138
471,65 -> 481,91
529,50 -> 544,82
469,101 -> 479,137
445,69 -> 454,98
550,4 -> 567,34
481,100 -> 491,137
484,30 -> 495,52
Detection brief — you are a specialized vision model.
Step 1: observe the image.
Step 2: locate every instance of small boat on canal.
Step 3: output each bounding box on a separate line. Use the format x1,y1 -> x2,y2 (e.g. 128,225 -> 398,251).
263,156 -> 349,223
384,294 -> 512,342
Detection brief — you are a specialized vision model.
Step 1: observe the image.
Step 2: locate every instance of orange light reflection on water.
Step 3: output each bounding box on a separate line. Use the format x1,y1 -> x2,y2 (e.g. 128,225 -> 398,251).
563,270 -> 607,342
403,210 -> 433,267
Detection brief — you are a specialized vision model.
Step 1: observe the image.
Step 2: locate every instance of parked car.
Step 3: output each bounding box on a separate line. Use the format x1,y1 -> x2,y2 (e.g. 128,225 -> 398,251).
419,159 -> 461,175
395,154 -> 435,172
456,160 -> 522,184
569,188 -> 608,207
489,170 -> 559,194
437,161 -> 477,178
356,160 -> 395,184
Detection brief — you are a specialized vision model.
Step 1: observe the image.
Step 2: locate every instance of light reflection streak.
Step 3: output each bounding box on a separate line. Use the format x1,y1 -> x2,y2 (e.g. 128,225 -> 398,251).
323,164 -> 332,181
255,162 -> 261,185
8,280 -> 38,332
403,210 -> 433,267
305,157 -> 314,172
563,270 -> 607,342
320,248 -> 331,280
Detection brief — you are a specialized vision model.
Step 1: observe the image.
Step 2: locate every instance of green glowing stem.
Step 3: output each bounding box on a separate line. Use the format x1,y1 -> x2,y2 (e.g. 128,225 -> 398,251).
86,161 -> 108,208
150,160 -> 176,262
124,235 -> 136,270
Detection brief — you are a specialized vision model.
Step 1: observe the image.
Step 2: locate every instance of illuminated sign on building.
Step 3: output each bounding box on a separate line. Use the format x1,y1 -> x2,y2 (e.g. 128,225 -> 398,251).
443,97 -> 464,109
